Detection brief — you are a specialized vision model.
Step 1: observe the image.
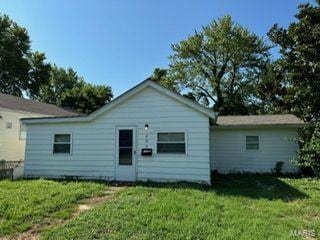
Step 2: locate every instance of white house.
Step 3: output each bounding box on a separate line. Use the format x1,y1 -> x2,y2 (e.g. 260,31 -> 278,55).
21,80 -> 304,184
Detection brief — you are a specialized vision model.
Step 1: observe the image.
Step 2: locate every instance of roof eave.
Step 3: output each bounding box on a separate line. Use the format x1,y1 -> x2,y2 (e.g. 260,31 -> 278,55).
211,123 -> 306,129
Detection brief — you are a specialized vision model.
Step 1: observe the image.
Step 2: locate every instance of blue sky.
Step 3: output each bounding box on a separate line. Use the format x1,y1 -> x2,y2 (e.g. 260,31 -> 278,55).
0,0 -> 308,96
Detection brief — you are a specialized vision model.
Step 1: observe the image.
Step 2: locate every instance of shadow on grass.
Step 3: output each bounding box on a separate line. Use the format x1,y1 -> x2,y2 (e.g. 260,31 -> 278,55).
135,174 -> 309,202
20,175 -> 309,202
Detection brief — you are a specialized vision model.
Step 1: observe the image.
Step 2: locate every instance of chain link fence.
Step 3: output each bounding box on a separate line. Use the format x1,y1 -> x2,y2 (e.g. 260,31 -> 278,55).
0,160 -> 23,180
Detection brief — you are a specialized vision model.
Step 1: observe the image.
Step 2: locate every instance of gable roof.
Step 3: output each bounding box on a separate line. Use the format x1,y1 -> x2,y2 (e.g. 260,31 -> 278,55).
21,79 -> 218,124
0,93 -> 79,117
215,114 -> 305,127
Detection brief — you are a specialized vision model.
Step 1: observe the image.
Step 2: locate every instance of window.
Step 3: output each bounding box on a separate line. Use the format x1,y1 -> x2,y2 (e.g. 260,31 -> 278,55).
246,136 -> 259,150
5,122 -> 12,129
118,129 -> 133,165
157,132 -> 186,154
53,134 -> 71,154
20,123 -> 26,140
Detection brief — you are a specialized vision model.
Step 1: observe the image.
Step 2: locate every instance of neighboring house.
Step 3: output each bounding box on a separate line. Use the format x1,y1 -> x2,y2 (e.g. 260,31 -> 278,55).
21,80 -> 304,184
0,93 -> 78,162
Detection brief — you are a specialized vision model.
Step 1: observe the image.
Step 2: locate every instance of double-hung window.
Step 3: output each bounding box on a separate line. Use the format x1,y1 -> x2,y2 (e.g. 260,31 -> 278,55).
157,132 -> 186,154
53,134 -> 72,154
246,136 -> 259,150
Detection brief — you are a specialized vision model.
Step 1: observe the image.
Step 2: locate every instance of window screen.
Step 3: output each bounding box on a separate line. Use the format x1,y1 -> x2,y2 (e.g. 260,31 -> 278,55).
246,136 -> 259,150
157,132 -> 186,154
53,134 -> 71,154
118,129 -> 133,165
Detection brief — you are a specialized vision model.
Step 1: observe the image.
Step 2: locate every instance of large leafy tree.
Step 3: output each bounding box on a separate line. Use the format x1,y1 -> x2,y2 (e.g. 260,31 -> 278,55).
256,62 -> 288,114
168,15 -> 270,115
35,66 -> 79,104
36,65 -> 113,114
265,1 -> 320,175
62,82 -> 113,114
267,1 -> 320,122
0,14 -> 113,114
149,68 -> 177,91
0,14 -> 51,97
27,51 -> 52,98
295,122 -> 320,176
0,14 -> 30,96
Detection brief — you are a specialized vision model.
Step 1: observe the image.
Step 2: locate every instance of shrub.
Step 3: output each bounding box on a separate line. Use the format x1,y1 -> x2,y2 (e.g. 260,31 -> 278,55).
272,161 -> 284,175
294,122 -> 320,176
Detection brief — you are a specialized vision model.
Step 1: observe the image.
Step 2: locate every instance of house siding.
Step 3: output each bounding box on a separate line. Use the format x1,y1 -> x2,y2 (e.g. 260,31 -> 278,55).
0,107 -> 47,162
210,127 -> 299,173
24,87 -> 211,183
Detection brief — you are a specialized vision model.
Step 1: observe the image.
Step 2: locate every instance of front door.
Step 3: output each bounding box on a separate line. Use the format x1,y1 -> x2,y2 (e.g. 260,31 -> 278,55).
115,127 -> 136,181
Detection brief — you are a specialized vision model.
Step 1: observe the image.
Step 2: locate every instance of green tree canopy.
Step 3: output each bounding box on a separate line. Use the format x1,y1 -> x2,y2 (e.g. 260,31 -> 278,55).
262,1 -> 320,175
27,52 -> 52,98
149,68 -> 177,91
167,15 -> 270,115
0,14 -> 50,97
266,1 -> 320,122
0,14 -> 113,114
35,66 -> 79,104
62,82 -> 113,114
36,65 -> 113,114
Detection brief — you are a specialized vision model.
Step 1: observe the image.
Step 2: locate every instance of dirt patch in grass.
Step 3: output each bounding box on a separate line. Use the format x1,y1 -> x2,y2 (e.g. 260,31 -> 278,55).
1,186 -> 123,240
73,186 -> 123,217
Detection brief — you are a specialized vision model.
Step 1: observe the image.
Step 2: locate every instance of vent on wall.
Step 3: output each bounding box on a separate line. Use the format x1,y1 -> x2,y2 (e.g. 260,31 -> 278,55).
5,122 -> 12,129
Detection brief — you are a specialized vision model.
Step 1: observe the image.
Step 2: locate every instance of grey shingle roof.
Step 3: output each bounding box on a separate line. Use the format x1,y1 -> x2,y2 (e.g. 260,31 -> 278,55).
216,114 -> 304,126
0,93 -> 79,116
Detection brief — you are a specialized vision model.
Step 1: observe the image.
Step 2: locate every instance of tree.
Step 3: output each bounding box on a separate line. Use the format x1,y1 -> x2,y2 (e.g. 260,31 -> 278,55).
27,52 -> 51,98
0,14 -> 113,113
256,62 -> 288,114
266,1 -> 320,175
62,81 -> 113,114
35,65 -> 79,104
0,14 -> 31,96
267,1 -> 320,122
0,14 -> 51,97
168,15 -> 270,115
149,68 -> 199,101
149,68 -> 177,91
36,65 -> 113,113
294,122 -> 320,176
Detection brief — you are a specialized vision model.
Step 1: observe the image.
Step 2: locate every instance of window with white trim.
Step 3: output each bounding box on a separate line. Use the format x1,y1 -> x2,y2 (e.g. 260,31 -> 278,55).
53,134 -> 71,154
157,132 -> 186,154
20,123 -> 26,139
246,136 -> 259,150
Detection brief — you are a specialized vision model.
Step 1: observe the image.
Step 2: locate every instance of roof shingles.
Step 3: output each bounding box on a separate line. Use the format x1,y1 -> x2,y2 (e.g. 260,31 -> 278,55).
0,93 -> 79,117
216,114 -> 304,126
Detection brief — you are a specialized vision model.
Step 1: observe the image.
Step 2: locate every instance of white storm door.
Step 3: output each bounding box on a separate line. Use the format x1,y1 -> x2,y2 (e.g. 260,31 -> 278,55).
115,127 -> 136,181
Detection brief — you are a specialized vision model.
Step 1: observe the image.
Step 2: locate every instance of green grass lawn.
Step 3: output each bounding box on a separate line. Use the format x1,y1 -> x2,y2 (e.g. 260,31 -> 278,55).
41,175 -> 320,240
0,179 -> 106,237
0,176 -> 319,240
